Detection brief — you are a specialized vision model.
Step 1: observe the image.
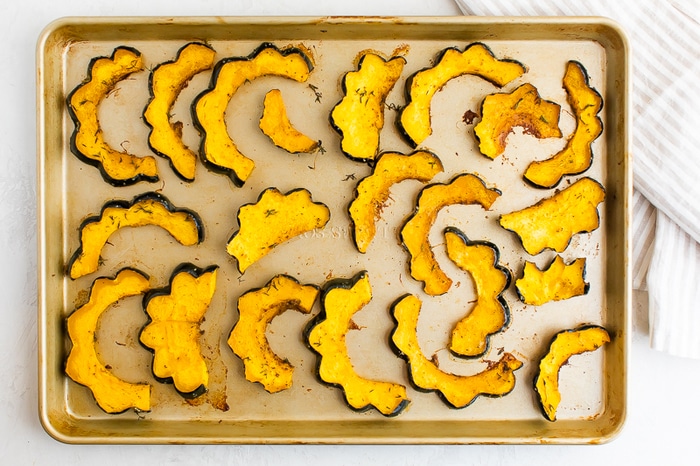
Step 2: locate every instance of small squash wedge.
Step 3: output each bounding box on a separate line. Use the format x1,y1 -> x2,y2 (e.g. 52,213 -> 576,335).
305,271 -> 410,417
259,89 -> 319,154
65,268 -> 151,414
228,274 -> 319,393
67,46 -> 159,186
516,256 -> 589,306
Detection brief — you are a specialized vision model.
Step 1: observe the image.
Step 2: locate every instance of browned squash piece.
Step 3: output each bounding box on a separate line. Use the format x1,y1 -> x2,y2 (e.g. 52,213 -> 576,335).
474,83 -> 562,159
259,89 -> 319,154
349,150 -> 443,253
398,42 -> 526,146
68,192 -> 204,280
143,42 -> 216,182
228,274 -> 319,393
226,188 -> 330,273
390,294 -> 522,409
305,272 -> 409,416
400,173 -> 501,295
65,268 -> 151,414
444,228 -> 511,358
516,256 -> 589,306
330,52 -> 406,162
499,177 -> 605,256
192,43 -> 313,186
67,46 -> 159,186
140,264 -> 218,398
524,61 -> 604,188
534,325 -> 610,421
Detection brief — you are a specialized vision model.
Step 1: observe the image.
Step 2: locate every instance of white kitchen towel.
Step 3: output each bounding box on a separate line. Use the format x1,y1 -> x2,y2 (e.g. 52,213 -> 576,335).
455,0 -> 700,358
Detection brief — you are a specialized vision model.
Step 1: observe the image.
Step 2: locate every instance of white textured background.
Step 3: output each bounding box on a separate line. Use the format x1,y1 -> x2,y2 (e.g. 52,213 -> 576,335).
4,0 -> 700,464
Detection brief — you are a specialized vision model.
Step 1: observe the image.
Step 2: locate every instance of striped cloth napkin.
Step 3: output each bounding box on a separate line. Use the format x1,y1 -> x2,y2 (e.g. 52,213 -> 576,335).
454,0 -> 700,358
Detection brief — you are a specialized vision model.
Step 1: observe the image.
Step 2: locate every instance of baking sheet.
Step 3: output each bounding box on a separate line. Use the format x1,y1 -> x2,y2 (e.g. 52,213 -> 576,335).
37,16 -> 630,444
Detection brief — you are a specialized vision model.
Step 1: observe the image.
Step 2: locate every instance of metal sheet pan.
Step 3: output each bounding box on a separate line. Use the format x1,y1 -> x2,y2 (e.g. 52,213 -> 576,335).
37,16 -> 630,444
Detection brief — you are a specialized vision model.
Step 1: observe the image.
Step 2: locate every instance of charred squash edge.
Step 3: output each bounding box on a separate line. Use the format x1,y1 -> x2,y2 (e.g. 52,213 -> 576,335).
515,256 -> 590,305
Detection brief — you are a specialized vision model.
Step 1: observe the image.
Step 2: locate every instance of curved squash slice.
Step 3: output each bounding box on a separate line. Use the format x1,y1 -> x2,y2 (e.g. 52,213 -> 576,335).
330,52 -> 406,162
193,43 -> 314,186
140,264 -> 218,398
349,150 -> 443,253
68,192 -> 204,280
516,256 -> 589,306
400,173 -> 501,296
226,187 -> 330,273
228,274 -> 319,393
143,42 -> 216,182
444,228 -> 511,358
67,46 -> 159,186
65,268 -> 151,414
499,177 -> 605,256
474,83 -> 562,159
259,89 -> 319,153
305,271 -> 410,416
525,61 -> 603,188
398,42 -> 526,147
390,294 -> 522,409
534,325 -> 610,421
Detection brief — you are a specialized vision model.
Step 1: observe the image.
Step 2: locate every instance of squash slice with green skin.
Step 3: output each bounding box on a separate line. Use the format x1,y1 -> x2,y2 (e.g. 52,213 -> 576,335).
65,268 -> 151,414
516,256 -> 589,306
140,264 -> 218,398
305,272 -> 410,417
390,294 -> 522,409
229,274 -> 319,393
349,150 -> 443,253
67,46 -> 159,186
259,89 -> 319,154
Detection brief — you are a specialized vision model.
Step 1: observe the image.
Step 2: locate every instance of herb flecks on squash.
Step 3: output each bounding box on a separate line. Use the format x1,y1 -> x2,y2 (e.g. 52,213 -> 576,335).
259,89 -> 319,154
516,256 -> 589,306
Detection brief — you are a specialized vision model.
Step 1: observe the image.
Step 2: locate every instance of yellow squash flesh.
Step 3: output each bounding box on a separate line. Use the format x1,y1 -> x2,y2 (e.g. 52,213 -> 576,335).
516,256 -> 589,306
259,89 -> 319,154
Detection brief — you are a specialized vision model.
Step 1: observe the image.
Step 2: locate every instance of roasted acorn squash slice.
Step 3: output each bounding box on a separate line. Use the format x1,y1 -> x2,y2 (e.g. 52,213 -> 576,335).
398,42 -> 526,146
524,61 -> 604,189
534,325 -> 610,421
400,173 -> 501,296
67,46 -> 159,186
140,264 -> 218,398
226,187 -> 330,273
499,177 -> 605,256
68,192 -> 204,280
474,83 -> 562,159
390,294 -> 522,409
259,89 -> 319,154
444,228 -> 511,358
143,42 -> 216,182
192,43 -> 314,186
228,274 -> 319,393
330,52 -> 406,162
349,150 -> 443,253
516,256 -> 589,306
305,271 -> 410,417
65,268 -> 151,414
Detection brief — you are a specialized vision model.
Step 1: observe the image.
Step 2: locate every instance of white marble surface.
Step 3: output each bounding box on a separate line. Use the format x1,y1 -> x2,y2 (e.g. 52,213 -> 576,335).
5,0 -> 700,463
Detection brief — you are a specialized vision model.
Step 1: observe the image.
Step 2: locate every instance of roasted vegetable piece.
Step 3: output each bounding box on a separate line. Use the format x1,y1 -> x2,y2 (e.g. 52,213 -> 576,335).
68,192 -> 204,280
390,294 -> 522,409
305,272 -> 410,416
65,268 -> 151,414
330,52 -> 406,162
398,42 -> 526,146
499,177 -> 605,255
143,42 -> 216,181
474,83 -> 562,159
259,89 -> 319,154
193,43 -> 314,186
444,228 -> 511,358
516,256 -> 589,306
349,150 -> 443,253
67,46 -> 159,186
140,264 -> 218,398
228,274 -> 319,393
534,325 -> 610,421
401,173 -> 501,295
226,187 -> 330,273
525,61 -> 604,188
